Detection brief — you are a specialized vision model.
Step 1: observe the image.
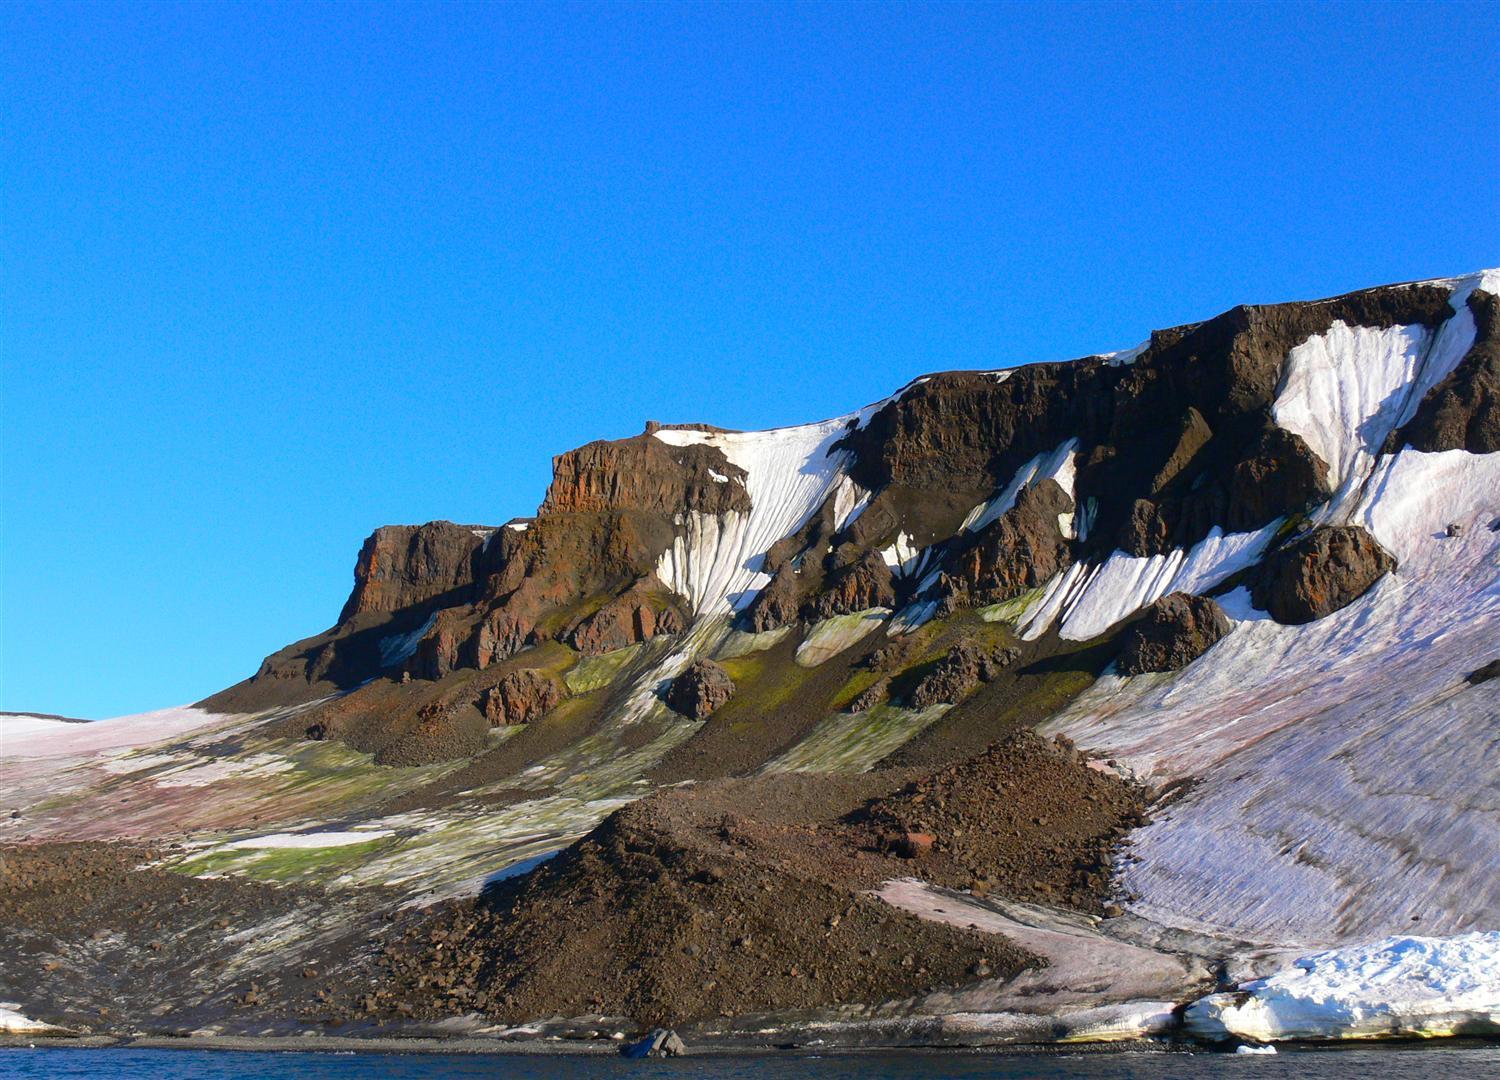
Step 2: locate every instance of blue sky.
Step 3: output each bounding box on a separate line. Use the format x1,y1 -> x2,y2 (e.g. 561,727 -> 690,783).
2,1 -> 1496,718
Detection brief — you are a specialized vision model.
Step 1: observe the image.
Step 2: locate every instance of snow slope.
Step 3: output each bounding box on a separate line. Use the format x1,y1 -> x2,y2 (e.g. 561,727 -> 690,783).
652,417 -> 867,615
0,706 -> 229,760
1043,452 -> 1500,944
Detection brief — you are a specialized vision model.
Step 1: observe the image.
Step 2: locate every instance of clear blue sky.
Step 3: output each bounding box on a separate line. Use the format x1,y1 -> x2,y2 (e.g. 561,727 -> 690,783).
2,2 -> 1496,718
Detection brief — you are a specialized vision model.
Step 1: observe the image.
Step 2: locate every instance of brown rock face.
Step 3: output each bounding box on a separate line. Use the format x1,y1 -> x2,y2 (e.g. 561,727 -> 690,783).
471,603 -> 538,670
1400,290 -> 1500,454
1116,592 -> 1232,675
1251,525 -> 1396,624
664,660 -> 735,719
938,480 -> 1074,609
808,551 -> 897,620
743,564 -> 806,632
1222,427 -> 1332,532
339,522 -> 493,623
541,435 -> 751,516
483,670 -> 565,727
842,283 -> 1450,559
568,581 -> 688,656
907,642 -> 1019,709
410,608 -> 473,681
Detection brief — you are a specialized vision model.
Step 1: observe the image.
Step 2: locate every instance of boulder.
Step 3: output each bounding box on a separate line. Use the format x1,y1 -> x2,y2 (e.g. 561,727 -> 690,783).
1250,525 -> 1396,625
1467,659 -> 1500,686
1117,592 -> 1233,675
664,660 -> 735,720
845,677 -> 891,713
621,1027 -> 687,1058
908,642 -> 1020,709
483,669 -> 565,727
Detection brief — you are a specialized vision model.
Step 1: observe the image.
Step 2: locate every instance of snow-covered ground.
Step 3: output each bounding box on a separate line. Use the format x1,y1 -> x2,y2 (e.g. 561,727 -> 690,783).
1187,933 -> 1500,1041
1035,273 -> 1500,947
0,1003 -> 61,1033
0,706 -> 230,760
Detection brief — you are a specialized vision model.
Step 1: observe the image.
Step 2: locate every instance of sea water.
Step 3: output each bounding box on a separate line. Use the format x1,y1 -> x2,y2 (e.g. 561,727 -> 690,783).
1,1046 -> 1498,1079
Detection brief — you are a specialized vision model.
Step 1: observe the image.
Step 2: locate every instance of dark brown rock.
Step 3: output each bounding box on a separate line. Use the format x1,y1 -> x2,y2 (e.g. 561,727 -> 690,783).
484,670 -> 566,727
1116,592 -> 1232,675
1399,290 -> 1500,453
1222,426 -> 1332,532
807,551 -> 897,620
939,480 -> 1074,608
842,283 -> 1451,561
907,642 -> 1019,709
1251,525 -> 1396,624
665,660 -> 735,720
1466,659 -> 1500,686
743,564 -> 806,632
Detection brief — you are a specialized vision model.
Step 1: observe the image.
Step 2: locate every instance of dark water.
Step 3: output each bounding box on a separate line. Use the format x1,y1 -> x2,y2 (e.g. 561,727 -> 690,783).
2,1046 -> 1499,1079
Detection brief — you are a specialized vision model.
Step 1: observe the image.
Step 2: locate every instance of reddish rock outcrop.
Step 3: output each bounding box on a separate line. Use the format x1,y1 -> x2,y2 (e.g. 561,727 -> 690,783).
665,660 -> 735,720
484,670 -> 566,727
1251,525 -> 1396,625
1116,592 -> 1232,675
339,522 -> 494,623
410,608 -> 474,681
1399,290 -> 1500,454
568,581 -> 688,656
541,435 -> 750,516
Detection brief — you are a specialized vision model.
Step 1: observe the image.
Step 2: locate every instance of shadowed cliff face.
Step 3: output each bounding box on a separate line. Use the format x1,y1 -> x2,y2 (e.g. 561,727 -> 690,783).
1398,289 -> 1500,454
205,276 -> 1473,754
338,521 -> 496,623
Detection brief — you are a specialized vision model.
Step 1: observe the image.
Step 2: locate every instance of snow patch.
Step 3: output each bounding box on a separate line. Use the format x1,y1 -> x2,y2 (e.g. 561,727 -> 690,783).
0,1003 -> 60,1033
1043,447 -> 1500,945
653,417 -> 858,616
1020,524 -> 1277,643
1186,933 -> 1500,1042
379,612 -> 437,668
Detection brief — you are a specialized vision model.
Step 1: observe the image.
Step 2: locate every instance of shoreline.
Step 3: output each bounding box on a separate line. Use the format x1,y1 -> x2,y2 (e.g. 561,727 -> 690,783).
5,1032 -> 1499,1058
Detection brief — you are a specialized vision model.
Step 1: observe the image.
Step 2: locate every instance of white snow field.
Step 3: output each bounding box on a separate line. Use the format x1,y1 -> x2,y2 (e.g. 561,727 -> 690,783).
0,706 -> 229,760
1186,933 -> 1500,1041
